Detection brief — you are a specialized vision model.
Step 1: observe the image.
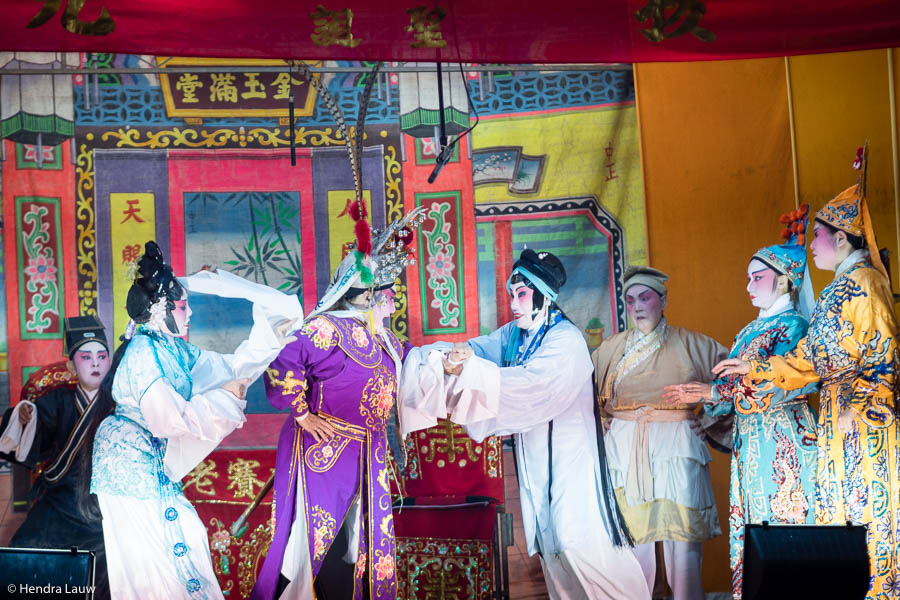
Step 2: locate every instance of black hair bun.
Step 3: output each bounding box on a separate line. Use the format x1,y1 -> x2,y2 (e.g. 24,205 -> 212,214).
515,249 -> 567,292
125,241 -> 183,332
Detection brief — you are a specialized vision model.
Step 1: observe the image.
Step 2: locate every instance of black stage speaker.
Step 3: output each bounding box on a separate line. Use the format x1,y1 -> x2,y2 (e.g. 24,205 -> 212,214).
743,522 -> 869,600
0,547 -> 95,599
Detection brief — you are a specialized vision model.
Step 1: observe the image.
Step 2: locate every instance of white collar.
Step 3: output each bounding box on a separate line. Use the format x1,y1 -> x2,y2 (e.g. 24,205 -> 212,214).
521,316 -> 544,339
520,303 -> 550,338
633,316 -> 665,340
758,293 -> 792,318
835,248 -> 869,277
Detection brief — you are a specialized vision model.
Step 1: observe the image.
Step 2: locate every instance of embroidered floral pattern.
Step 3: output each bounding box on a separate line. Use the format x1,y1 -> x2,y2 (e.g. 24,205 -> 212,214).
305,434 -> 350,473
311,505 -> 337,562
769,429 -> 809,523
359,365 -> 396,427
355,554 -> 367,580
351,324 -> 369,347
325,314 -> 381,367
374,551 -> 394,581
301,317 -> 338,350
212,530 -> 231,553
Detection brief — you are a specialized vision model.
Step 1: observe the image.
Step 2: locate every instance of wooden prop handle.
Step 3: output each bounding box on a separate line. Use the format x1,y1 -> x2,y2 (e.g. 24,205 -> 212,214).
230,471 -> 275,538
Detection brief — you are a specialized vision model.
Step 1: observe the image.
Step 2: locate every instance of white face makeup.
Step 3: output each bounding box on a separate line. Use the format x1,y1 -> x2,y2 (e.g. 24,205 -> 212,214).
746,258 -> 782,310
509,282 -> 539,329
624,283 -> 665,335
172,294 -> 192,337
68,340 -> 111,392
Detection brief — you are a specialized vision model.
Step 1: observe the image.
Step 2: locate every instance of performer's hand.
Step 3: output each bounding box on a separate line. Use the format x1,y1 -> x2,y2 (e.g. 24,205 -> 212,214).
18,403 -> 33,426
449,343 -> 473,362
200,264 -> 218,273
443,343 -> 472,375
712,358 -> 750,377
442,356 -> 463,376
222,378 -> 250,400
661,382 -> 712,407
296,413 -> 336,443
274,318 -> 299,346
837,409 -> 858,434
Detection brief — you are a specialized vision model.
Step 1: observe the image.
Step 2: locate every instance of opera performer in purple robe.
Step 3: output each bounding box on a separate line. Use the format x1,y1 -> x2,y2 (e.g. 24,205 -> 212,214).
251,209 -> 426,600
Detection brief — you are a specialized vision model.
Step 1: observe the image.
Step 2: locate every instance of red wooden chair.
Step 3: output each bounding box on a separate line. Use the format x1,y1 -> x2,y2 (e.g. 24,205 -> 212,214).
19,361 -> 77,404
393,418 -> 512,600
8,362 -> 79,511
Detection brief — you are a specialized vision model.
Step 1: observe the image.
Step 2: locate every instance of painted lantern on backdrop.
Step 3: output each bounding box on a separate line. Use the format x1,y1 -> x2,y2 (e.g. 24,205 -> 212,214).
398,62 -> 469,139
0,52 -> 78,161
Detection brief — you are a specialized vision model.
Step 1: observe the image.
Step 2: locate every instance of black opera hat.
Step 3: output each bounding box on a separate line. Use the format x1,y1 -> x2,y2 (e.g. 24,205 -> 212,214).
63,315 -> 108,357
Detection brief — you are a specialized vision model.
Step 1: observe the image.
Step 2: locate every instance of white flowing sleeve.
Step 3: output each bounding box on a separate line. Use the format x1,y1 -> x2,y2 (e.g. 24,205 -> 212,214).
151,270 -> 304,480
460,324 -> 592,442
0,401 -> 37,462
467,325 -> 508,364
180,269 -> 304,394
141,378 -> 248,481
398,340 -> 502,438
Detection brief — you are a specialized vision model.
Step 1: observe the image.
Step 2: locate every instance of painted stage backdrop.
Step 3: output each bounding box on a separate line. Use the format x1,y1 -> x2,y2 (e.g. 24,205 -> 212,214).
0,55 -> 646,446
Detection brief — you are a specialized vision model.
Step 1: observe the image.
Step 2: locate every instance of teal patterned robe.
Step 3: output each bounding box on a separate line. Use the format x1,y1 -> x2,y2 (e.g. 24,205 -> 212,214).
705,305 -> 818,599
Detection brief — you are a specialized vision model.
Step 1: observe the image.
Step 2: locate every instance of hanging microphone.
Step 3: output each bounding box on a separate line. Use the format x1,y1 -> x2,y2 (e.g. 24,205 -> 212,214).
427,143 -> 454,184
288,93 -> 296,166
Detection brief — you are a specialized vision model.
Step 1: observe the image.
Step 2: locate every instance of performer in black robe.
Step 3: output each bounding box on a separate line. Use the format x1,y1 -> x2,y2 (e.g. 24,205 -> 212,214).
0,315 -> 113,600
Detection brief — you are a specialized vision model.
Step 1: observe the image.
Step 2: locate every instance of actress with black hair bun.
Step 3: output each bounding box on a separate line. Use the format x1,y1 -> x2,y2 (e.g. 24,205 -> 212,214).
90,241 -> 303,600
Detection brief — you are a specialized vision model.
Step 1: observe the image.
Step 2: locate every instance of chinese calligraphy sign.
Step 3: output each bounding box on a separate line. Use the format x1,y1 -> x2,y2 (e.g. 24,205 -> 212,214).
158,58 -> 321,118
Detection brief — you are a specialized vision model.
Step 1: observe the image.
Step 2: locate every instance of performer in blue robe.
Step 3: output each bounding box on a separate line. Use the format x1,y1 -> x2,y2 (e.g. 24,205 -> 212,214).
664,208 -> 819,599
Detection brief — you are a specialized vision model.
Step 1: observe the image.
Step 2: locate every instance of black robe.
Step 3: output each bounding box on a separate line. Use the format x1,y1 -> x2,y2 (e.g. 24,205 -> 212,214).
0,387 -> 109,600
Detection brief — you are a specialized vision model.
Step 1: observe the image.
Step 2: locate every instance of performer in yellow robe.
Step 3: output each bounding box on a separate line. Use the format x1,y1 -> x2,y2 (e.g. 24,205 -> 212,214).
716,151 -> 900,599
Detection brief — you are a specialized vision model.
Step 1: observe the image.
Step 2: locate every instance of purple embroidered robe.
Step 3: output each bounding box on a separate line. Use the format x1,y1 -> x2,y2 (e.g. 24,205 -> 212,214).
251,314 -> 409,600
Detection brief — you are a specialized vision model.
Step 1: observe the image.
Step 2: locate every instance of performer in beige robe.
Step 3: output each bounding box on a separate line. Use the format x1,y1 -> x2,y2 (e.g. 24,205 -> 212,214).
593,266 -> 728,600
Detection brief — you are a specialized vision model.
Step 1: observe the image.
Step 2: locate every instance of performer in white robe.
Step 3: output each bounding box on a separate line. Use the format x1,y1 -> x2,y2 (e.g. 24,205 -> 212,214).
401,249 -> 649,600
90,242 -> 302,600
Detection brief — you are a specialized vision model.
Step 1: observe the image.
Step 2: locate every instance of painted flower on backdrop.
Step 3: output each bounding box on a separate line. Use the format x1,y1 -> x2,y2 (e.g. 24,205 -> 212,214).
426,251 -> 454,281
420,137 -> 438,157
24,254 -> 58,284
23,144 -> 56,163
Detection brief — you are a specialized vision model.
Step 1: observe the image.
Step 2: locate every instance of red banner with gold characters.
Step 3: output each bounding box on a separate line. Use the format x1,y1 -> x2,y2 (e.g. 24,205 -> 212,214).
181,449 -> 276,599
183,444 -> 502,599
2,0 -> 900,63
